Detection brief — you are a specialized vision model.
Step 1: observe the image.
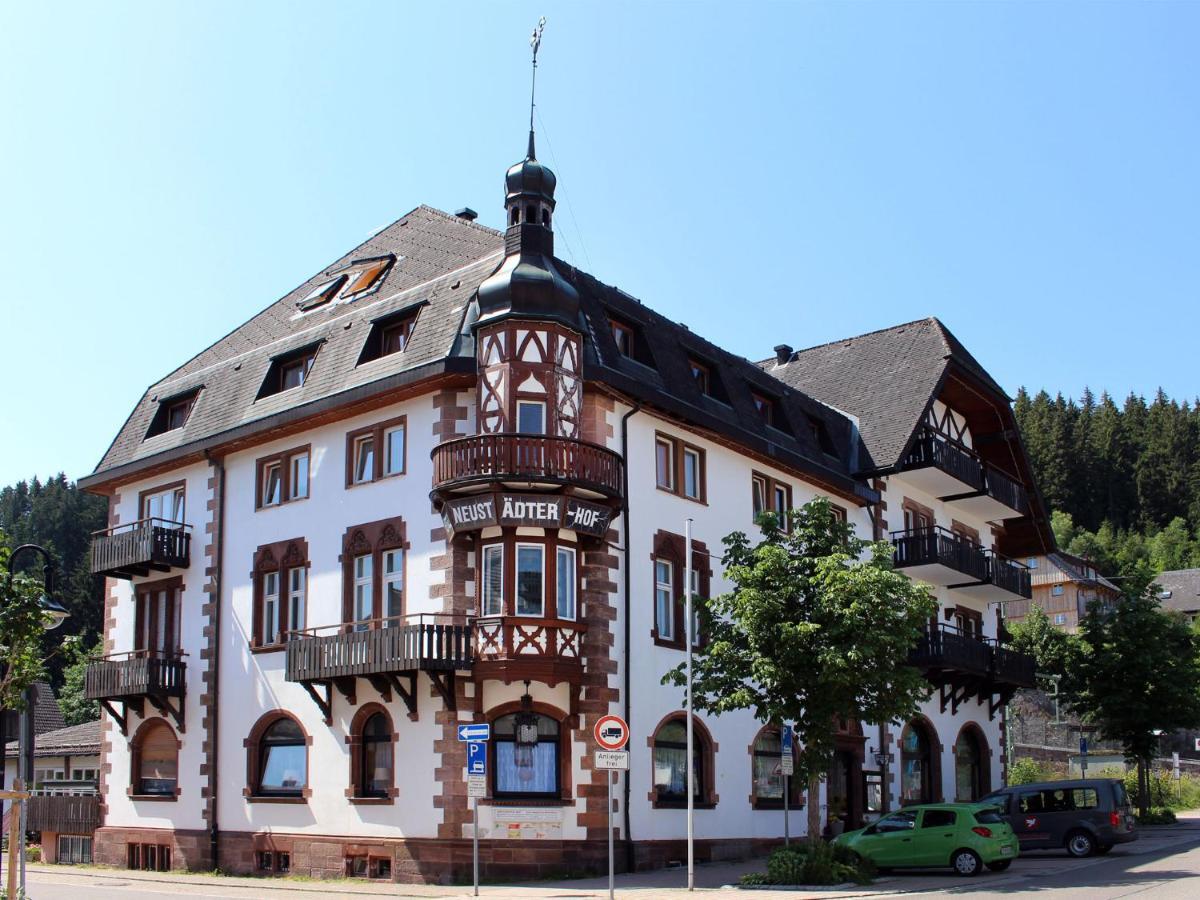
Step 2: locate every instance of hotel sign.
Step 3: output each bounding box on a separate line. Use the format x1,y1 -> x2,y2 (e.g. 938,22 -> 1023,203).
442,492 -> 613,539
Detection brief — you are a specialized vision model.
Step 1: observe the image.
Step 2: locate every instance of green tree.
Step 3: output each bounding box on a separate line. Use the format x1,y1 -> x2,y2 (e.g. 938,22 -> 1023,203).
664,498 -> 937,840
0,529 -> 53,709
58,633 -> 100,726
1073,589 -> 1200,816
1006,606 -> 1082,688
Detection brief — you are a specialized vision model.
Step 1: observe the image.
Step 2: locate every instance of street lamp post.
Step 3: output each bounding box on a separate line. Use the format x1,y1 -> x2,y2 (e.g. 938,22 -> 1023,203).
2,543 -> 69,894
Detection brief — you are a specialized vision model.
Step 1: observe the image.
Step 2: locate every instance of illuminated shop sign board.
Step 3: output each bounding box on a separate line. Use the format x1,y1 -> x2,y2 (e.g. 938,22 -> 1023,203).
442,492 -> 613,539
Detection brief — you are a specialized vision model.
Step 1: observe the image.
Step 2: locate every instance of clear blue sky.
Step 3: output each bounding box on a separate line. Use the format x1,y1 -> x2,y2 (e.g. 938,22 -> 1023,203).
2,1 -> 1197,486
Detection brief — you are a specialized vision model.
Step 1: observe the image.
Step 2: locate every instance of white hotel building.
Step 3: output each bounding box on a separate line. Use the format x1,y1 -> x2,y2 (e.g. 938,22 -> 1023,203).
77,129 -> 1051,882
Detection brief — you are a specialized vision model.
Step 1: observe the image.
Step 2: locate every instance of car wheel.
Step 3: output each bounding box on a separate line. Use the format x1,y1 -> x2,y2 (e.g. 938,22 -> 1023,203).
1096,844 -> 1113,855
987,860 -> 1012,872
1066,830 -> 1096,857
951,848 -> 983,876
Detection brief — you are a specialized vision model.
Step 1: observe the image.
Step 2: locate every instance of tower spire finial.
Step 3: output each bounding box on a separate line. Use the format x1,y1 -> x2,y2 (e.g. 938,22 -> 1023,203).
528,16 -> 546,159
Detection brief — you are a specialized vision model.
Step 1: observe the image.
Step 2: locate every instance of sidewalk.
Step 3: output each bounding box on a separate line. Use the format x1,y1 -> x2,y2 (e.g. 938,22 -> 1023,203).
21,812 -> 1200,900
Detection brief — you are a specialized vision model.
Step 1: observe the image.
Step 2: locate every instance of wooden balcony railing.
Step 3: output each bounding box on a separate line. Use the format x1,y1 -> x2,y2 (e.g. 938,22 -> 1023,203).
892,527 -> 989,583
26,792 -> 101,834
473,616 -> 585,662
432,433 -> 624,499
984,464 -> 1029,516
993,644 -> 1037,688
83,651 -> 186,701
987,550 -> 1033,599
90,518 -> 190,579
285,615 -> 473,683
901,427 -> 985,491
909,624 -> 993,676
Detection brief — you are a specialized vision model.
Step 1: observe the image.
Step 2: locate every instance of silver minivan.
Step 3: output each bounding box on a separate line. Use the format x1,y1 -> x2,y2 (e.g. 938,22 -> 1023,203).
980,779 -> 1137,857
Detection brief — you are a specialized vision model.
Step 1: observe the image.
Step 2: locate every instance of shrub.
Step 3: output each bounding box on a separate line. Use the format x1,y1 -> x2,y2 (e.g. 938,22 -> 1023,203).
758,841 -> 873,886
1009,757 -> 1054,785
25,844 -> 41,862
1136,807 -> 1177,825
766,845 -> 807,885
739,871 -> 771,886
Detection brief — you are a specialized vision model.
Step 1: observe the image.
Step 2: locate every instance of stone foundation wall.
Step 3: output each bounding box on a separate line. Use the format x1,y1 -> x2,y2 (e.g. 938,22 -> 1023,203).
94,825 -> 211,872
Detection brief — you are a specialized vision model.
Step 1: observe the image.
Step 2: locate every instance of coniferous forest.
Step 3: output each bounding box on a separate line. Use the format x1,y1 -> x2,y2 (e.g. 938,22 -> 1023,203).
1014,387 -> 1200,584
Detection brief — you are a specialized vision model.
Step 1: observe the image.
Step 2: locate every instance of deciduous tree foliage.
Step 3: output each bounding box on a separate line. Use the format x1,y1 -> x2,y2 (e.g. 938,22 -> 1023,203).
664,498 -> 936,840
1,529 -> 53,709
1072,589 -> 1200,816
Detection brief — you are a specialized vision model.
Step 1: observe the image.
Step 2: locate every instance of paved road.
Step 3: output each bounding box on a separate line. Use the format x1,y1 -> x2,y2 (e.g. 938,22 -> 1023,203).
13,822 -> 1200,899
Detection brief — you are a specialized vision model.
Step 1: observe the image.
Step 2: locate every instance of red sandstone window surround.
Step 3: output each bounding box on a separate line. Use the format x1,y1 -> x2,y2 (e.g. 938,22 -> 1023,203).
655,432 -> 706,503
648,713 -> 718,809
346,703 -> 398,803
245,711 -> 312,802
339,518 -> 408,629
255,444 -> 310,510
129,718 -> 181,800
251,538 -> 308,649
345,415 -> 407,487
650,530 -> 710,651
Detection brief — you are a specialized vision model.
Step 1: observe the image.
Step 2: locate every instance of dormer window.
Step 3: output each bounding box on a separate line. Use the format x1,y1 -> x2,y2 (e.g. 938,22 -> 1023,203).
612,321 -> 633,356
689,359 -> 711,395
145,389 -> 201,439
607,312 -> 656,369
806,415 -> 837,455
339,256 -> 395,300
296,275 -> 348,312
357,303 -> 425,366
258,343 -> 320,400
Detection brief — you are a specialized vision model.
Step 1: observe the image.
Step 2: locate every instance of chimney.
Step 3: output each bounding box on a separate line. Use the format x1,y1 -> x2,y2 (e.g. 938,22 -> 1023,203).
455,207 -> 478,222
773,344 -> 793,365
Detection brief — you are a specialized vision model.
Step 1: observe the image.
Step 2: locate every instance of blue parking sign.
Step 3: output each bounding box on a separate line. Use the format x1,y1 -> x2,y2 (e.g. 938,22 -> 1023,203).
781,725 -> 794,756
468,740 -> 488,776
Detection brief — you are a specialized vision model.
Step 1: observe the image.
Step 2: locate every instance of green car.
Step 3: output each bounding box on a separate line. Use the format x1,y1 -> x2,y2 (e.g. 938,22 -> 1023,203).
834,803 -> 1018,876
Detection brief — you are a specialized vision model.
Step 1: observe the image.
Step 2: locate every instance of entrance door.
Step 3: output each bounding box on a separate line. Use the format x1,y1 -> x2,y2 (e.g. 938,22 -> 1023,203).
828,749 -> 862,831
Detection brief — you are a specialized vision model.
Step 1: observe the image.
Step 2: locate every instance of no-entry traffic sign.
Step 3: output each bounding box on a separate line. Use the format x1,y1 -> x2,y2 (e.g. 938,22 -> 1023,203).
594,714 -> 629,751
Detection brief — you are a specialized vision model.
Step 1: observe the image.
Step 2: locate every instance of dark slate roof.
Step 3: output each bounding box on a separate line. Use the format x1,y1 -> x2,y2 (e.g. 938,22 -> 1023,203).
4,720 -> 99,758
84,206 -> 505,483
32,682 -> 65,736
83,205 -> 870,500
1156,569 -> 1200,614
762,317 -> 1007,472
1033,552 -> 1121,593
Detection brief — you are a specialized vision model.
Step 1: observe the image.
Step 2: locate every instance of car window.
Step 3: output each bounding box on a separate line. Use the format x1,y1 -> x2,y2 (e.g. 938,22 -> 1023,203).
1072,788 -> 1099,810
1020,789 -> 1072,814
922,809 -> 957,828
980,792 -> 1009,813
875,811 -> 917,833
1113,782 -> 1130,808
973,807 -> 1004,824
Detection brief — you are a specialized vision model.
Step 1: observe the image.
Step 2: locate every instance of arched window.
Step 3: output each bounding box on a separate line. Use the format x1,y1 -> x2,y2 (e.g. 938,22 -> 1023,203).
751,727 -> 801,809
541,209 -> 550,227
357,712 -> 394,799
493,711 -> 561,800
132,719 -> 178,797
256,717 -> 307,797
954,725 -> 990,801
900,719 -> 937,805
510,207 -> 519,226
652,716 -> 715,807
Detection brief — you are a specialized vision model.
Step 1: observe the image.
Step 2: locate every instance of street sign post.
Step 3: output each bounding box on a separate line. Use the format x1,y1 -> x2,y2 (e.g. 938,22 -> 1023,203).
458,723 -> 491,743
781,725 -> 794,845
593,714 -> 630,900
458,726 -> 490,897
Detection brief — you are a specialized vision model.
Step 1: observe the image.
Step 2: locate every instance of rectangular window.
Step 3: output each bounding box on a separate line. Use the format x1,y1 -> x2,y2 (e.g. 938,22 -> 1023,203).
289,453 -> 309,500
751,392 -> 776,427
354,554 -> 373,630
135,585 -> 180,655
287,567 -> 306,636
689,567 -> 701,647
142,485 -> 185,523
682,447 -> 702,500
384,425 -> 405,476
689,358 -> 710,395
280,356 -> 311,390
1053,613 -> 1068,626
517,400 -> 546,434
262,463 -> 282,507
263,571 -> 280,645
145,389 -> 200,438
773,485 -> 790,517
556,547 -> 576,620
381,319 -> 412,355
1052,584 -> 1065,596
612,320 -> 633,356
515,544 -> 545,616
752,475 -> 767,518
382,548 -> 403,624
356,302 -> 423,365
655,559 -> 674,640
255,446 -> 309,510
655,438 -> 675,490
353,435 -> 375,484
482,545 -> 504,616
165,398 -> 192,431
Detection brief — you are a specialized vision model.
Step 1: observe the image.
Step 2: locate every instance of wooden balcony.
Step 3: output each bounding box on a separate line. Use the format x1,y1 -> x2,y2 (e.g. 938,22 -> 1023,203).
84,651 -> 186,735
431,433 -> 624,501
898,427 -> 985,496
946,463 -> 1029,521
26,792 -> 101,835
909,624 -> 1036,719
285,615 -> 472,722
472,615 -> 586,687
892,527 -> 988,587
90,518 -> 191,580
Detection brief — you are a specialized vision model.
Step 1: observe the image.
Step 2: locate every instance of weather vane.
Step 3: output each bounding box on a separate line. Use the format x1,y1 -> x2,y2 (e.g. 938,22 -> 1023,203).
529,16 -> 546,137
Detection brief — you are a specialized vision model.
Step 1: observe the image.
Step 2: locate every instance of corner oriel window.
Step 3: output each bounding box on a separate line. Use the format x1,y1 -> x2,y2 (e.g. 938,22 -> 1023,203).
556,547 -> 576,620
481,544 -> 503,616
516,400 -> 546,435
515,544 -> 545,616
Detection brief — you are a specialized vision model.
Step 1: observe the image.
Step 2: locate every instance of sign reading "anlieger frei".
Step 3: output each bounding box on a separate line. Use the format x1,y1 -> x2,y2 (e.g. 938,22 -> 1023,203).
441,492 -> 613,538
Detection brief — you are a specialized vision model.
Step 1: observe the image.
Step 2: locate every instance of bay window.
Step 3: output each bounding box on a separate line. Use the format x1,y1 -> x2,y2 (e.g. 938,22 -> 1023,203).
515,544 -> 545,616
556,547 -> 576,620
482,544 -> 504,616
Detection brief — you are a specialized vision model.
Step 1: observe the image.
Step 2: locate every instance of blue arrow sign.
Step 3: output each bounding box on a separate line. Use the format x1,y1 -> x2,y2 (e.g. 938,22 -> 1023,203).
467,740 -> 488,776
458,723 -> 491,743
